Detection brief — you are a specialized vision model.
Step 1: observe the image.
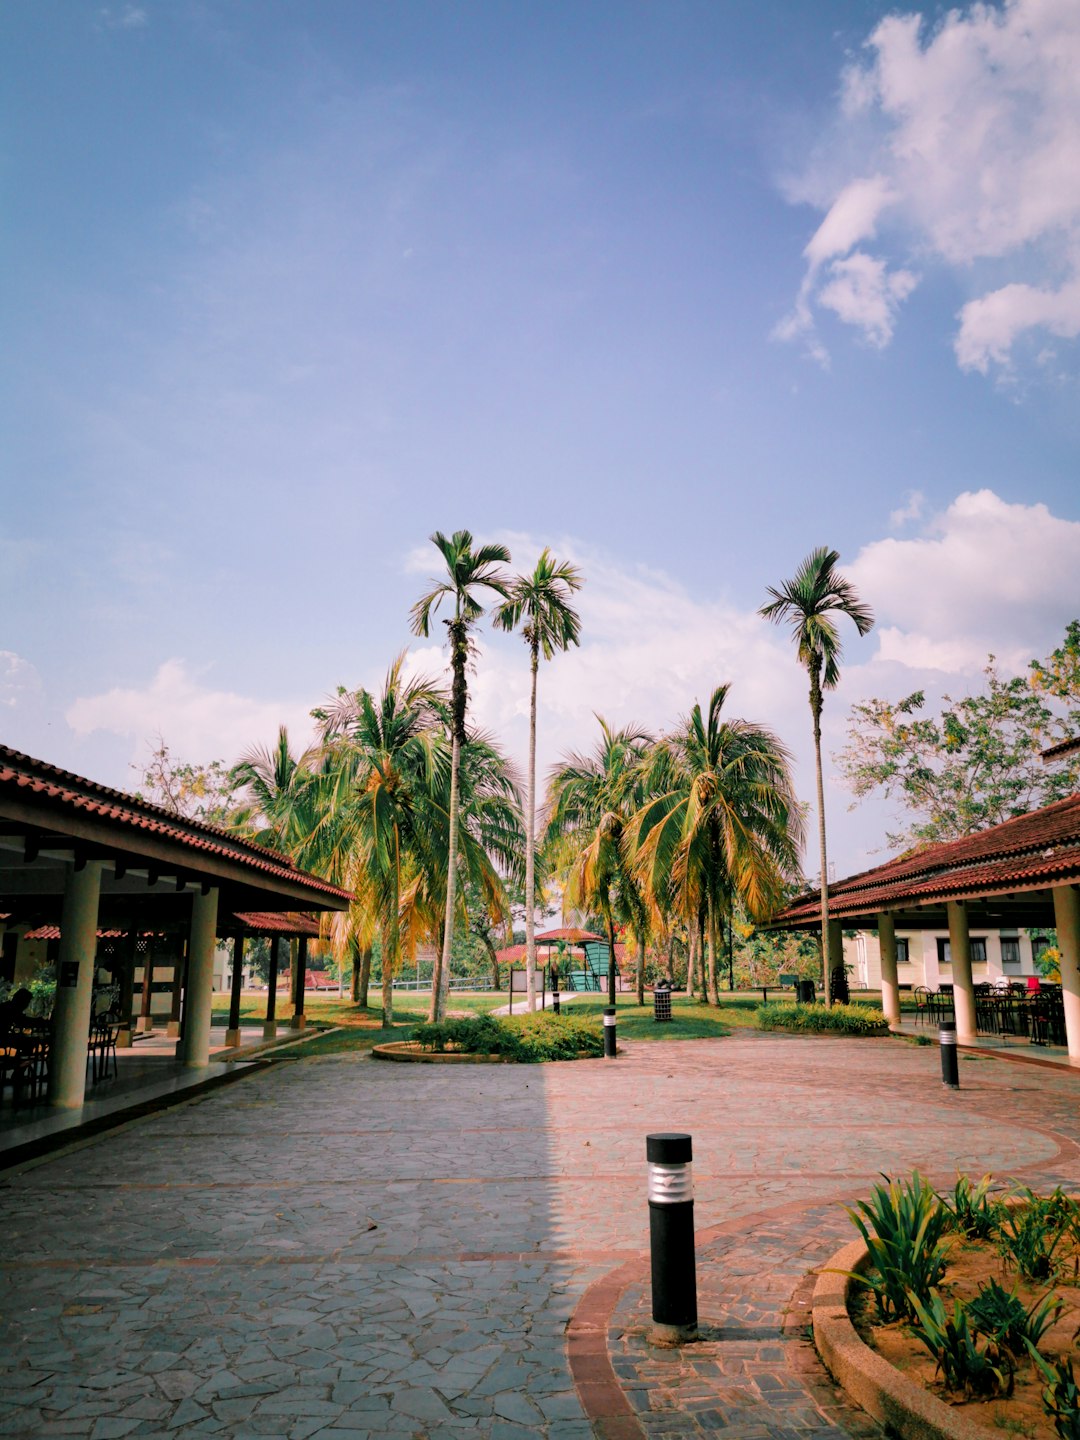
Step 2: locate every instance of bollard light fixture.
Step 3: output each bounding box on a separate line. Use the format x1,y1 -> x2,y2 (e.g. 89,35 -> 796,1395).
646,1132 -> 698,1345
939,1018 -> 960,1089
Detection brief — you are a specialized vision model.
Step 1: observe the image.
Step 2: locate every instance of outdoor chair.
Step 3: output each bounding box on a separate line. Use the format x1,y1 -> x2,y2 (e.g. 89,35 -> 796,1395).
912,986 -> 932,1025
89,1015 -> 120,1084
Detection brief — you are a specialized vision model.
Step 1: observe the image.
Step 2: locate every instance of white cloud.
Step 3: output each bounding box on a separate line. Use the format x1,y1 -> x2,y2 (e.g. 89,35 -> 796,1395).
817,251 -> 919,347
849,489 -> 1080,672
0,652 -> 44,711
782,0 -> 1080,372
888,490 -> 925,529
97,6 -> 147,29
66,659 -> 316,767
955,274 -> 1080,373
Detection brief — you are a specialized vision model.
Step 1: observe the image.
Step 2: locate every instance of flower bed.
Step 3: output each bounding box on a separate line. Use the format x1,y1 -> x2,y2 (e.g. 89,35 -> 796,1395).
756,1001 -> 889,1035
409,1011 -> 605,1062
815,1174 -> 1080,1440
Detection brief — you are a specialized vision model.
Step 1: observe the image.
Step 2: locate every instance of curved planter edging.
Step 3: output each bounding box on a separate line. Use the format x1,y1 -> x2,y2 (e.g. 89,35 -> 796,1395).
372,1041 -> 511,1064
812,1239 -> 998,1440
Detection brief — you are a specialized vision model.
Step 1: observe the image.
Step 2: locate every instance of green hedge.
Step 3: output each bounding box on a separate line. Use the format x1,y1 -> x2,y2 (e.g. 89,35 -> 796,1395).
756,1001 -> 888,1035
412,1011 -> 603,1062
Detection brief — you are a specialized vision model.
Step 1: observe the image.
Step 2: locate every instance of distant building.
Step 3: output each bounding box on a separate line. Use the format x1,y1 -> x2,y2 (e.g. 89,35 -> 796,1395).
844,926 -> 1045,990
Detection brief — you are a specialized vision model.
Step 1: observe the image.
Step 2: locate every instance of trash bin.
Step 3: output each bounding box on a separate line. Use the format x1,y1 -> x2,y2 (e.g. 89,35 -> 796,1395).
796,978 -> 816,1004
653,981 -> 673,1022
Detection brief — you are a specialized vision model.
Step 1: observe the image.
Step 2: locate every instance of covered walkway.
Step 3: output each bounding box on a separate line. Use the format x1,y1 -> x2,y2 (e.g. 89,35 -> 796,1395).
0,745 -> 350,1110
771,792 -> 1080,1065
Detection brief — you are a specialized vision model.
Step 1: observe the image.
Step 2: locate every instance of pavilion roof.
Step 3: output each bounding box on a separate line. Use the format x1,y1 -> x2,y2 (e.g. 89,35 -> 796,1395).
534,927 -> 605,944
0,744 -> 352,917
771,791 -> 1080,930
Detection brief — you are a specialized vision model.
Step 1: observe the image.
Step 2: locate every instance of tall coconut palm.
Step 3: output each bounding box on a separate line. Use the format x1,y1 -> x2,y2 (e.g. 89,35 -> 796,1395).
760,548 -> 873,1005
495,549 -> 583,1011
629,685 -> 804,1005
410,531 -> 511,1022
229,726 -> 320,859
545,718 -> 653,1006
316,657 -> 444,1024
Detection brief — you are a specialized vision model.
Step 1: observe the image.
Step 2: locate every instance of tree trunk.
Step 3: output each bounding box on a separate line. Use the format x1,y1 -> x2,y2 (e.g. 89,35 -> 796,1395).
480,932 -> 501,992
524,643 -> 539,1012
351,948 -> 361,1003
431,729 -> 461,1023
666,931 -> 675,984
636,934 -> 645,1005
687,926 -> 697,999
697,910 -> 708,1004
727,909 -> 735,991
606,908 -> 617,1008
358,944 -> 372,1009
707,896 -> 719,1006
811,672 -> 832,1008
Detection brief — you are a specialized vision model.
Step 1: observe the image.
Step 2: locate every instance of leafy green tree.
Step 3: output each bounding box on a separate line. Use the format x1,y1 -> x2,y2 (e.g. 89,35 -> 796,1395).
410,530 -> 511,1021
629,685 -> 803,1005
315,657 -> 445,1024
133,737 -> 234,823
760,548 -> 874,1006
838,640 -> 1080,849
229,726 -> 321,857
545,718 -> 653,1006
495,549 -> 583,1012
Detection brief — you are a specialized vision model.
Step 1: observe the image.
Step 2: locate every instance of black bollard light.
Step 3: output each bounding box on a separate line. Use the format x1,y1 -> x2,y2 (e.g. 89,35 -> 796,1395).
646,1132 -> 698,1344
940,1018 -> 960,1089
603,1005 -> 617,1058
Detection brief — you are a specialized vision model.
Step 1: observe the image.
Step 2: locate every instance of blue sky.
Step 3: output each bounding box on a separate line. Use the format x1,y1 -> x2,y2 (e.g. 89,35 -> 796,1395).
2,0 -> 1079,874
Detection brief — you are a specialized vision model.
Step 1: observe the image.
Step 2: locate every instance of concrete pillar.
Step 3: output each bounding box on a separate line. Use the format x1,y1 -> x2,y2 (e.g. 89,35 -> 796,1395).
179,888 -> 218,1068
877,912 -> 901,1027
167,940 -> 186,1038
225,933 -> 245,1049
48,862 -> 103,1108
137,932 -> 156,1032
827,919 -> 844,1002
1051,884 -> 1080,1066
947,900 -> 976,1043
264,935 -> 281,1039
115,928 -> 137,1048
291,936 -> 308,1030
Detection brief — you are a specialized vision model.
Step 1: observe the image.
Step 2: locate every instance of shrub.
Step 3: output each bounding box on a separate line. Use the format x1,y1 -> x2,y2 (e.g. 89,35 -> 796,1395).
845,1171 -> 951,1321
968,1278 -> 1063,1356
757,1001 -> 887,1035
946,1173 -> 1004,1240
909,1289 -> 1013,1398
999,1187 -> 1076,1281
1026,1344 -> 1080,1440
411,1012 -> 602,1062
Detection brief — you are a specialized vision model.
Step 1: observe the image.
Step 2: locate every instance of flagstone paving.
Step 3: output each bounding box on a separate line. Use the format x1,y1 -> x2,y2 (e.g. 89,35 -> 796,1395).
1,1031 -> 1079,1439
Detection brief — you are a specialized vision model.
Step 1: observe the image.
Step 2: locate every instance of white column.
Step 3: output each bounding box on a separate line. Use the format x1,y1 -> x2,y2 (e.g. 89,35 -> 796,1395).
877,912 -> 901,1027
827,919 -> 844,1001
947,900 -> 976,1043
179,887 -> 218,1068
49,862 -> 103,1108
1051,884 -> 1080,1066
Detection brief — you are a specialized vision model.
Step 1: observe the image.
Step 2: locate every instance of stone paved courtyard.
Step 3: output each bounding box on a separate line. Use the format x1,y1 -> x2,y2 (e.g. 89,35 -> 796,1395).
2,1031 -> 1079,1439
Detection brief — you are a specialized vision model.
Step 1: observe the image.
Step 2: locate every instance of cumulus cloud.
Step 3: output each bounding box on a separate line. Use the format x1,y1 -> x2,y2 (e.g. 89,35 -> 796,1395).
97,6 -> 147,29
0,652 -> 44,710
888,490 -> 925,529
849,489 -> 1080,672
780,0 -> 1080,373
66,659 -> 316,767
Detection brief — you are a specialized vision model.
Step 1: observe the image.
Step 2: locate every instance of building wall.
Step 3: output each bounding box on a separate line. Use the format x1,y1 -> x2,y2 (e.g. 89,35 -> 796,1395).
846,928 -> 1040,989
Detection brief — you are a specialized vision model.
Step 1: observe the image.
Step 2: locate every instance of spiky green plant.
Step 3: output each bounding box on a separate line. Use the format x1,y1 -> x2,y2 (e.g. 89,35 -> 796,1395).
845,1171 -> 950,1321
909,1290 -> 1013,1398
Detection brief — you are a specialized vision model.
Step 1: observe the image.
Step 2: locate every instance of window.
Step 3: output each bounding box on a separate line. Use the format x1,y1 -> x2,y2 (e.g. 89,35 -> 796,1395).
896,938 -> 910,965
1001,937 -> 1021,971
936,937 -> 986,964
1032,936 -> 1051,961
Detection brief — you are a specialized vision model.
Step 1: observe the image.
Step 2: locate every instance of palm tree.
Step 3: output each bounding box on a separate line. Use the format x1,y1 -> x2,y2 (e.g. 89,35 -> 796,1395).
410,530 -> 511,1022
315,657 -> 444,1024
760,548 -> 874,1005
229,726 -> 320,859
495,549 -> 583,1011
545,718 -> 653,1006
629,685 -> 804,1005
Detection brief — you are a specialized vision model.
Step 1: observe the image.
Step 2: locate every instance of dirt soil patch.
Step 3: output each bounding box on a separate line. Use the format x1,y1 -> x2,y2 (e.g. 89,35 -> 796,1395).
852,1233 -> 1080,1440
